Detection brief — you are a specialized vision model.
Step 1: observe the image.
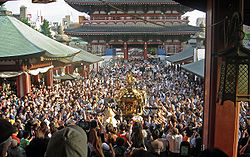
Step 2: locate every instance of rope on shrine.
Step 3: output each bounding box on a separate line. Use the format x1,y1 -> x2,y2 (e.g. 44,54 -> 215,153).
98,0 -> 183,28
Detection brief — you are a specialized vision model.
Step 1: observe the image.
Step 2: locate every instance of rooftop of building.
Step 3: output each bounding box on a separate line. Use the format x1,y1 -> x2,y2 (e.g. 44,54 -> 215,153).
65,0 -> 175,4
65,0 -> 191,15
0,13 -> 80,59
65,24 -> 200,35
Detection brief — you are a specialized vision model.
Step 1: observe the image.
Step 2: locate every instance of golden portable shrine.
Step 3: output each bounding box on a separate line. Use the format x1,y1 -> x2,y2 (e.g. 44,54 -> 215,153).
115,72 -> 147,118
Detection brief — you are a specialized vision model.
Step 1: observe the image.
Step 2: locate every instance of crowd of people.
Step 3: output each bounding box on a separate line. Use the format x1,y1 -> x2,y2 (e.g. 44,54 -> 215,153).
0,58 -> 249,157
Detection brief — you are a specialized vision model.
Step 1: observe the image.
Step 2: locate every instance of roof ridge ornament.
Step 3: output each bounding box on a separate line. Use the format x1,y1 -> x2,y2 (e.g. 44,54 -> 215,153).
125,71 -> 137,90
0,4 -> 12,15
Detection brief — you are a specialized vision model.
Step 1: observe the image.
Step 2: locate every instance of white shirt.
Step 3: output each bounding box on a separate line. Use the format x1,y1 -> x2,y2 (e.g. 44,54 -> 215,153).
167,134 -> 183,153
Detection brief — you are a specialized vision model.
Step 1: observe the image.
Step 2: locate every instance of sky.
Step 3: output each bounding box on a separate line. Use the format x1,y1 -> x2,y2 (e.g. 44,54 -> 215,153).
5,0 -> 206,25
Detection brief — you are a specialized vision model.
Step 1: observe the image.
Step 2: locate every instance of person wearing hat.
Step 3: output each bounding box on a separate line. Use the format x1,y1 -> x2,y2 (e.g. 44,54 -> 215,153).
45,125 -> 87,157
0,118 -> 15,157
101,142 -> 115,157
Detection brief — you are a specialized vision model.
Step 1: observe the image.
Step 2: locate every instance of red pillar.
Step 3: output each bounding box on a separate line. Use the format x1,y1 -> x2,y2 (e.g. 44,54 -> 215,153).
65,65 -> 70,74
0,78 -> 2,90
45,68 -> 53,87
88,43 -> 92,53
69,65 -> 74,74
180,42 -> 183,52
106,43 -> 109,49
82,64 -> 85,77
144,42 -> 148,60
105,43 -> 109,56
34,74 -> 40,83
124,42 -> 128,60
87,65 -> 90,77
96,63 -> 98,72
16,73 -> 31,98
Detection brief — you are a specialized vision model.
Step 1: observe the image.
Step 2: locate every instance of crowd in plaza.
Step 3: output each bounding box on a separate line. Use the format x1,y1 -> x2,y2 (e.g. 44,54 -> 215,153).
0,58 -> 249,157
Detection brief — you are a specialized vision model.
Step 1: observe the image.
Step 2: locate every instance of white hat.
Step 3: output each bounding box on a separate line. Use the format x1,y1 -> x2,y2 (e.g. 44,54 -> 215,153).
101,143 -> 110,151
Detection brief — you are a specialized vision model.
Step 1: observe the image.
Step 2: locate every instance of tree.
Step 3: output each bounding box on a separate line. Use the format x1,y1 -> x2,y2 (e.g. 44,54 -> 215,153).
20,18 -> 38,31
40,19 -> 52,38
20,18 -> 31,27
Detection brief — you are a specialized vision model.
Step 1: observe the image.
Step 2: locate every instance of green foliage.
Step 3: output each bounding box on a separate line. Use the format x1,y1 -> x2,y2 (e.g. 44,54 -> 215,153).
244,33 -> 250,40
40,19 -> 52,38
20,18 -> 31,27
243,28 -> 250,40
20,18 -> 38,31
148,47 -> 157,55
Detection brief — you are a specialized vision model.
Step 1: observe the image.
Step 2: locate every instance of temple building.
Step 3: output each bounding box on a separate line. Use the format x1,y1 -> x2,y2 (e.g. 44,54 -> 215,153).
0,6 -> 80,97
65,0 -> 200,60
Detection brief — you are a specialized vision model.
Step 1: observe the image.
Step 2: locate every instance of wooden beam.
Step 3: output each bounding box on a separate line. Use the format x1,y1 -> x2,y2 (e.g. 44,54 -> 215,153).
32,0 -> 56,3
29,62 -> 52,70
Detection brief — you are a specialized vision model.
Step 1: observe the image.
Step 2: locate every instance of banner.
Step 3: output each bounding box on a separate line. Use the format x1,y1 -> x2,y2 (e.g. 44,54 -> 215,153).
0,65 -> 54,78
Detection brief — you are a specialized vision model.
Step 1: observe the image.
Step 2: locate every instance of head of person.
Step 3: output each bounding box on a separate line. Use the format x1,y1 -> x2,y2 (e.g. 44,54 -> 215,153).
119,122 -> 126,132
116,137 -> 125,147
101,143 -> 113,157
26,138 -> 49,157
172,127 -> 178,135
45,125 -> 88,157
0,118 -> 15,157
132,122 -> 142,133
106,123 -> 114,134
152,129 -> 161,140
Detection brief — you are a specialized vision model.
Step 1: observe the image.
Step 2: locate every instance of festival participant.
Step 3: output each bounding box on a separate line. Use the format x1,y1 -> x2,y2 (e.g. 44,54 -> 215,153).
130,122 -> 145,150
1,57 -> 244,157
0,118 -> 15,157
113,137 -> 126,157
45,125 -> 88,157
167,127 -> 183,157
147,128 -> 164,155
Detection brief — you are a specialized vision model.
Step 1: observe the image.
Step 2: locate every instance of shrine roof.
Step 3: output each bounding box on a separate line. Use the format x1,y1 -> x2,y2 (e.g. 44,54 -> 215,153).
182,59 -> 204,78
65,0 -> 175,5
166,46 -> 194,63
66,49 -> 103,64
65,24 -> 200,35
0,15 -> 80,60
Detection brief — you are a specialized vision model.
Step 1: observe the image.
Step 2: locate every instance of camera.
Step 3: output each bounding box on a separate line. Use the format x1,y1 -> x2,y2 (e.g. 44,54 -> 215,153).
78,119 -> 98,131
78,120 -> 90,131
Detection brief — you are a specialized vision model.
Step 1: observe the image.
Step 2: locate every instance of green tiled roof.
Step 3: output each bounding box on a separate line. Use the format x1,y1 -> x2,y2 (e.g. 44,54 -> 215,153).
0,15 -> 80,59
166,46 -> 194,63
54,74 -> 77,80
66,50 -> 103,64
182,59 -> 204,78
